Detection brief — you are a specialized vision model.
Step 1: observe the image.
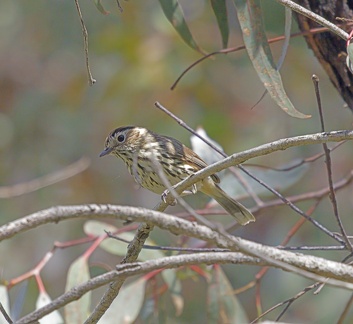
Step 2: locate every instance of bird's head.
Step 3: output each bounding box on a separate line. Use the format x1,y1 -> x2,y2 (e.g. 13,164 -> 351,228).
99,126 -> 148,157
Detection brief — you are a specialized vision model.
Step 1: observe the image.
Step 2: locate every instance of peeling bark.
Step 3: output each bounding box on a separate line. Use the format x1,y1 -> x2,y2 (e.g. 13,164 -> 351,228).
295,0 -> 353,110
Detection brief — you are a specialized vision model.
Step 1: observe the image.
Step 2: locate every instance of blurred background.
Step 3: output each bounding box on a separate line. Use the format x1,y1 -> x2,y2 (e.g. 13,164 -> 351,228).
1,0 -> 353,322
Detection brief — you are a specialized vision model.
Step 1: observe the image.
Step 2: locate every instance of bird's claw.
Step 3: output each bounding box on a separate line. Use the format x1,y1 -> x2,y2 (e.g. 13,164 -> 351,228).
162,190 -> 177,206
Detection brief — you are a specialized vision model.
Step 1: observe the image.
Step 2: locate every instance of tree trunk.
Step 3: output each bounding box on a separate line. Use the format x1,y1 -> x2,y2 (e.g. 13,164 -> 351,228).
295,0 -> 353,110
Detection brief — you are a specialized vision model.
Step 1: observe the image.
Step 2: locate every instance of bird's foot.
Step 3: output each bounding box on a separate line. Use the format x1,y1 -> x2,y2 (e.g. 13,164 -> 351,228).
161,190 -> 177,206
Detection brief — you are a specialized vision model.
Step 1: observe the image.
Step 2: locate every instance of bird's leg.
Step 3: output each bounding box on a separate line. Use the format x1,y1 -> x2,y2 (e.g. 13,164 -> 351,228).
161,184 -> 198,205
161,190 -> 177,206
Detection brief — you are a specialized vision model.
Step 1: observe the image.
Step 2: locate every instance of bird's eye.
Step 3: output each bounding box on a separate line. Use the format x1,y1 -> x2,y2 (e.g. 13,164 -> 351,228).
117,134 -> 125,142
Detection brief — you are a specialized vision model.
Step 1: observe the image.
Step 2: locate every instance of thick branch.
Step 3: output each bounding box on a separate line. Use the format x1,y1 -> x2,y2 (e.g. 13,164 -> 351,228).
2,131 -> 351,241
17,252 -> 262,323
2,204 -> 353,284
16,244 -> 353,324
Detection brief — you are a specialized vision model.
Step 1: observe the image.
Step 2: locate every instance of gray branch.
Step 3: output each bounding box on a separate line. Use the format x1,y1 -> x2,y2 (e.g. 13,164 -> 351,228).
2,130 -> 353,323
17,252 -> 262,323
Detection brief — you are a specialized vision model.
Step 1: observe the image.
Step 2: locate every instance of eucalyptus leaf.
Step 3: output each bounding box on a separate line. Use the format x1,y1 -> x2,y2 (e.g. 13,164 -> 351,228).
158,0 -> 204,53
36,292 -> 63,324
64,257 -> 91,323
93,0 -> 110,15
0,285 -> 10,324
232,0 -> 310,119
99,278 -> 147,324
208,266 -> 248,323
161,269 -> 184,316
211,0 -> 229,48
83,220 -> 118,237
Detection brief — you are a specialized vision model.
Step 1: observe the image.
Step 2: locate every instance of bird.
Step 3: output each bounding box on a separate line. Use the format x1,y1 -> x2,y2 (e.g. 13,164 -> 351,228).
99,126 -> 255,225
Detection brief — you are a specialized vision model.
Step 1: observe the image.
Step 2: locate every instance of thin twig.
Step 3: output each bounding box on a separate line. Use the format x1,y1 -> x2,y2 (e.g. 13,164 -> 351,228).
154,102 -> 347,244
252,202 -> 319,317
116,0 -> 123,12
3,205 -> 353,283
148,154 -> 217,230
16,252 -> 263,324
312,75 -> 353,251
154,101 -> 261,206
337,293 -> 353,324
268,141 -> 346,171
171,23 -> 352,90
2,131 -> 353,242
251,282 -> 320,323
105,231 -> 230,252
0,157 -> 90,198
4,204 -> 353,323
74,0 -> 96,85
239,165 -> 343,244
106,230 -> 346,252
175,170 -> 353,220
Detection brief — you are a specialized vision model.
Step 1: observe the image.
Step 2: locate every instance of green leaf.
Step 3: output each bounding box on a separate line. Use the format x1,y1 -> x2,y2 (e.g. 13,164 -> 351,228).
100,231 -> 165,261
93,0 -> 110,15
64,257 -> 91,323
83,220 -> 118,237
36,292 -> 64,324
232,0 -> 310,119
276,7 -> 292,71
208,266 -> 248,323
161,269 -> 184,316
0,285 -> 10,324
84,220 -> 165,260
100,278 -> 147,323
158,0 -> 204,53
211,0 -> 229,48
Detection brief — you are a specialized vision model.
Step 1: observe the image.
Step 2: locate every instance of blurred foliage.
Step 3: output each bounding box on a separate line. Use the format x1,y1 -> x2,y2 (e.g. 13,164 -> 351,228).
0,0 -> 353,322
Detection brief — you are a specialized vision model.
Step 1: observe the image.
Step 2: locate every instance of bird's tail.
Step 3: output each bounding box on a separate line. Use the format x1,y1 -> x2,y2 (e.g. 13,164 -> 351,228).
203,183 -> 255,225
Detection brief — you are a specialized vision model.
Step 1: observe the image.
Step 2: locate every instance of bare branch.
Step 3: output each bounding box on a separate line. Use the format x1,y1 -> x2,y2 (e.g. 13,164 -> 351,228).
2,204 -> 353,284
74,0 -> 96,85
0,157 -> 90,198
312,75 -> 353,251
16,252 -> 262,324
86,222 -> 154,323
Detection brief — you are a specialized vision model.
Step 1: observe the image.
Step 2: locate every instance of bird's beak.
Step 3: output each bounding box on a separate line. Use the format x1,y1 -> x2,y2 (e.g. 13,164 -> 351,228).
99,147 -> 113,157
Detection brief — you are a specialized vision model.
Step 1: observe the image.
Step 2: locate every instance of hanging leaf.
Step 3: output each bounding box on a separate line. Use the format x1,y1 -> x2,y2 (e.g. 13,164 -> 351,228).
99,278 -> 147,324
158,0 -> 204,53
277,7 -> 292,71
11,282 -> 27,321
83,220 -> 118,237
36,292 -> 64,324
93,0 -> 110,15
161,269 -> 184,316
208,266 -> 248,323
64,257 -> 91,323
211,0 -> 229,48
232,0 -> 310,119
0,285 -> 10,324
84,220 -> 165,261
